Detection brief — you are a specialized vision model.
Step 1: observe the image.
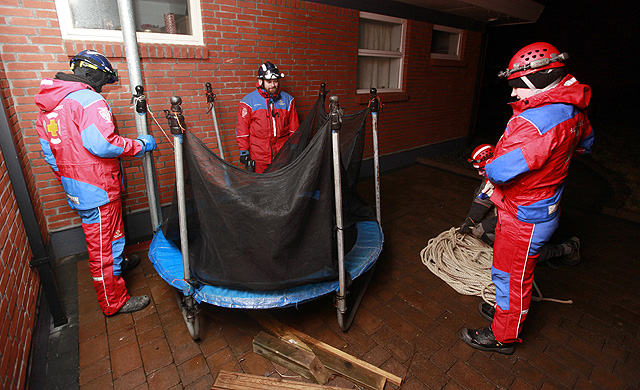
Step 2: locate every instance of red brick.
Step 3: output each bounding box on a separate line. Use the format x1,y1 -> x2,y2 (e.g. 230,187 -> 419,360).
146,363 -> 180,390
177,355 -> 209,386
140,337 -> 173,374
108,342 -> 142,379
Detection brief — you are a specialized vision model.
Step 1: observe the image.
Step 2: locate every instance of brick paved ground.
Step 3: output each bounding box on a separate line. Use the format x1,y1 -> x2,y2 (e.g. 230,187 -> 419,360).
75,162 -> 640,389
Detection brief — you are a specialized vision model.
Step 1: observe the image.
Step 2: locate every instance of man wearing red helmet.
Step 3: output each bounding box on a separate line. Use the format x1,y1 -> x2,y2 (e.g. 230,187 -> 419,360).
461,43 -> 594,354
236,61 -> 300,173
35,50 -> 156,316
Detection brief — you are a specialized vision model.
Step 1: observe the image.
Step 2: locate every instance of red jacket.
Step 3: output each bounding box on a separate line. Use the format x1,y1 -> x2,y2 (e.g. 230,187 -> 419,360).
485,74 -> 595,223
236,87 -> 299,172
35,78 -> 143,210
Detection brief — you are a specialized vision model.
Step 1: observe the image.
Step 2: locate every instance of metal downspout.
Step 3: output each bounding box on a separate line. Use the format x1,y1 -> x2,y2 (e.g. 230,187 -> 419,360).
0,103 -> 67,327
467,28 -> 489,145
117,0 -> 162,231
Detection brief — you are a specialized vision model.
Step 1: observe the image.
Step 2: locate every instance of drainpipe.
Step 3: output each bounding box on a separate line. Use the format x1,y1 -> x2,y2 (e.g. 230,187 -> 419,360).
117,0 -> 162,231
467,28 -> 489,145
0,104 -> 67,327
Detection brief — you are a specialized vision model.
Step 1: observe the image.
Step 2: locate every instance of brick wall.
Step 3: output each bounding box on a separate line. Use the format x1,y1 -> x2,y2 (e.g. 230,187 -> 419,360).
1,0 -> 481,238
0,58 -> 40,389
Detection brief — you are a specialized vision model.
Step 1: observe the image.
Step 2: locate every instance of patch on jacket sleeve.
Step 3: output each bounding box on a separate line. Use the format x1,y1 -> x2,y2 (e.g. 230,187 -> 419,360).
98,107 -> 112,122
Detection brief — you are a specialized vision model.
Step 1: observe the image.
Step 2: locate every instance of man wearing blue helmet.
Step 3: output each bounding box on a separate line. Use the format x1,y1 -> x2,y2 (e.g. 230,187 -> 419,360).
236,61 -> 300,173
35,50 -> 157,316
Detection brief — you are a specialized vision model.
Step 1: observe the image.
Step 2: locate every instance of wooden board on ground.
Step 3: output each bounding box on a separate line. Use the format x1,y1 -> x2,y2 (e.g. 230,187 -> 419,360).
251,313 -> 402,389
253,331 -> 329,384
212,370 -> 350,390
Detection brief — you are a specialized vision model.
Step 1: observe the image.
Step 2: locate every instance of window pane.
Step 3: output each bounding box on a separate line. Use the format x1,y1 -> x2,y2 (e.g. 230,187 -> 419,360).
431,30 -> 458,55
358,19 -> 401,52
357,56 -> 400,90
68,0 -> 191,35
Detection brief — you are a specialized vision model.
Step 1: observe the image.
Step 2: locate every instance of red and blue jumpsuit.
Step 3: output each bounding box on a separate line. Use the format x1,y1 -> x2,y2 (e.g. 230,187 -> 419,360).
236,86 -> 300,173
484,74 -> 594,343
35,78 -> 145,315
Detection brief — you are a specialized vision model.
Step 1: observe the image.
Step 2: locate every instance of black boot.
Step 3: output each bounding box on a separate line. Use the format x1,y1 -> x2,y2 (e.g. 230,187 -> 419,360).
478,302 -> 495,322
116,295 -> 150,314
121,253 -> 141,274
561,237 -> 581,266
461,326 -> 515,355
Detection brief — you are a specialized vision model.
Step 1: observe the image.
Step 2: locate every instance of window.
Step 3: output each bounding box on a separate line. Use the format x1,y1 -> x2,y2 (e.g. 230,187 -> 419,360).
54,0 -> 203,45
357,12 -> 406,93
430,25 -> 461,60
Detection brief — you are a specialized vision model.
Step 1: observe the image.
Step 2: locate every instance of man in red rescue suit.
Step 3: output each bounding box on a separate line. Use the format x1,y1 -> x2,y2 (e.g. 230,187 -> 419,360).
35,50 -> 157,316
461,42 -> 595,354
236,61 -> 300,173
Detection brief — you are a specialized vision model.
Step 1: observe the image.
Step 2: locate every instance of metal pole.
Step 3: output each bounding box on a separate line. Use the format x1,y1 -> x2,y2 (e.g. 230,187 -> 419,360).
117,0 -> 162,231
329,96 -> 347,330
0,103 -> 67,327
165,97 -> 191,284
369,88 -> 382,226
205,83 -> 225,160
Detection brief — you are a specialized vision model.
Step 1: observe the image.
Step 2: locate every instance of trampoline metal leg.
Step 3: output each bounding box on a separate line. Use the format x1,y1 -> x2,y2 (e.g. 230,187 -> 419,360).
337,264 -> 377,332
173,288 -> 200,340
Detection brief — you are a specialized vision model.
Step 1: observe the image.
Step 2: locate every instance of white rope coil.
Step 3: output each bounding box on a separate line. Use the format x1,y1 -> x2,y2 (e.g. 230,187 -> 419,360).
420,228 -> 496,304
420,227 -> 572,305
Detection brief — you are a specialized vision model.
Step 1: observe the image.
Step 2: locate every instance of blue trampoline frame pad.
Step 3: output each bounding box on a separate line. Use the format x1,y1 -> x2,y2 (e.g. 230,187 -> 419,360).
148,221 -> 384,309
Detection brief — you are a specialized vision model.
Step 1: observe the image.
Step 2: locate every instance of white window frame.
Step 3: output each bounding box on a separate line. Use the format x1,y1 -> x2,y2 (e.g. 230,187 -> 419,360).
54,0 -> 203,46
357,12 -> 406,94
430,25 -> 461,60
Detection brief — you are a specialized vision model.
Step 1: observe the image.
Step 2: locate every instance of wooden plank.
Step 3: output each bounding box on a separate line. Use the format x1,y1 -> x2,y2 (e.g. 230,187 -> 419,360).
253,332 -> 329,384
212,370 -> 350,390
251,313 -> 401,389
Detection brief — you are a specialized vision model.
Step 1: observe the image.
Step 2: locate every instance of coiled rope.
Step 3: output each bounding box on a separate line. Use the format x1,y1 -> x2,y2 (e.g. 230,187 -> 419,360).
420,228 -> 572,305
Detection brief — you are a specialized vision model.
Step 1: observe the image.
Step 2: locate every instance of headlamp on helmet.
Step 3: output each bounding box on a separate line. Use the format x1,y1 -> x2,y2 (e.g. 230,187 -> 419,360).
498,42 -> 568,80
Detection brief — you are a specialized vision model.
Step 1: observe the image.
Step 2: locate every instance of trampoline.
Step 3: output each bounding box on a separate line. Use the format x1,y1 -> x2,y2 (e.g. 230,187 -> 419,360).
148,88 -> 384,339
149,220 -> 382,309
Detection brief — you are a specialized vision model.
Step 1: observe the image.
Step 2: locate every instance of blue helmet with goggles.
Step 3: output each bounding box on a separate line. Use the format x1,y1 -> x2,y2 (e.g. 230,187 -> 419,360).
257,61 -> 284,80
70,50 -> 118,84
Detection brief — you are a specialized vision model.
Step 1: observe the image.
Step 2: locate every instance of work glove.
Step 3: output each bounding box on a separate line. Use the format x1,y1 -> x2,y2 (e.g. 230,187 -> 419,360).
458,217 -> 474,235
471,222 -> 485,238
239,150 -> 250,166
136,134 -> 157,155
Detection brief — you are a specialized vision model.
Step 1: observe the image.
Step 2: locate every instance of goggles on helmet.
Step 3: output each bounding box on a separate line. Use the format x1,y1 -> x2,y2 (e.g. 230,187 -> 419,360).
257,61 -> 284,80
70,50 -> 118,84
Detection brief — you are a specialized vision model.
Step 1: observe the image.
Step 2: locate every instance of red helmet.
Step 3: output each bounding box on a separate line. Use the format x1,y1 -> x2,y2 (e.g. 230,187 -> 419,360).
468,144 -> 494,169
500,42 -> 567,80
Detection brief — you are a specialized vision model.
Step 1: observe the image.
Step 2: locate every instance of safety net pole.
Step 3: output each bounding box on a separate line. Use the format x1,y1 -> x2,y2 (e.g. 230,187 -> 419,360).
117,0 -> 162,231
329,96 -> 348,329
165,97 -> 191,284
205,83 -> 225,160
369,88 -> 382,226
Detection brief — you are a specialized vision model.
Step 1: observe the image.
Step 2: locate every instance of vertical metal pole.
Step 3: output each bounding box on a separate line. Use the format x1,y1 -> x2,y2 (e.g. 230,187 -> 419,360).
166,97 -> 191,284
369,88 -> 382,226
329,96 -> 347,329
117,0 -> 162,231
205,83 -> 225,160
